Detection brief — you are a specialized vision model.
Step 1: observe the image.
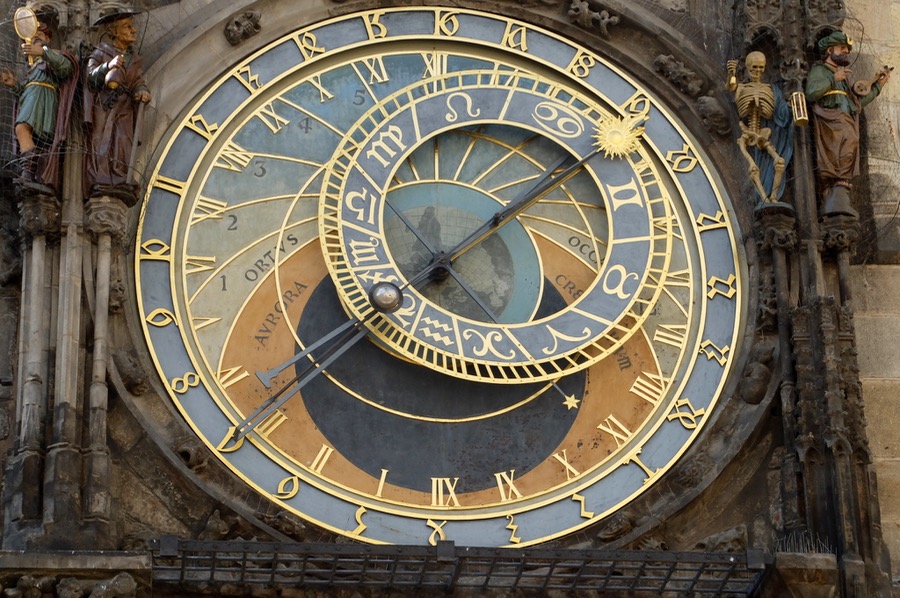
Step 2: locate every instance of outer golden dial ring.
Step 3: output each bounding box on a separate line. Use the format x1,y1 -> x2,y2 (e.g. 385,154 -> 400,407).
135,8 -> 744,547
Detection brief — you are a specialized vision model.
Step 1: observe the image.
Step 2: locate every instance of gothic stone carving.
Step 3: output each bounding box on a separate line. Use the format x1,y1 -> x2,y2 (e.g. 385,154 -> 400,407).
224,11 -> 261,46
654,54 -> 706,97
567,0 -> 619,38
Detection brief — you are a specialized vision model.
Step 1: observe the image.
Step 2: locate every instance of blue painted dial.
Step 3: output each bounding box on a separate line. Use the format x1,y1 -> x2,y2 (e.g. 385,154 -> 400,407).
135,8 -> 744,547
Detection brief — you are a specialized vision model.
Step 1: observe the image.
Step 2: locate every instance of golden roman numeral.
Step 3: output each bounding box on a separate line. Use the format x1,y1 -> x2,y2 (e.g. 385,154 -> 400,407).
431,477 -> 460,507
494,470 -> 523,502
362,56 -> 389,84
597,414 -> 633,447
218,410 -> 286,453
257,102 -> 290,133
215,142 -> 254,172
310,445 -> 335,474
309,75 -> 334,103
552,450 -> 580,480
256,411 -> 287,439
376,469 -> 389,497
422,52 -> 448,79
653,324 -> 687,348
218,366 -> 249,389
630,372 -> 666,406
191,197 -> 228,224
185,255 -> 216,275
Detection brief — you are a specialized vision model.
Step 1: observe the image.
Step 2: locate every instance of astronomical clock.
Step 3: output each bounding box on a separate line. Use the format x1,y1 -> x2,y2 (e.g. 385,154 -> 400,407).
134,7 -> 745,546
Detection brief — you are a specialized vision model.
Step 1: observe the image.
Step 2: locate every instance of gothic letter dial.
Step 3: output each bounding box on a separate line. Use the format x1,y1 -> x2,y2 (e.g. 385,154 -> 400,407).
137,8 -> 744,546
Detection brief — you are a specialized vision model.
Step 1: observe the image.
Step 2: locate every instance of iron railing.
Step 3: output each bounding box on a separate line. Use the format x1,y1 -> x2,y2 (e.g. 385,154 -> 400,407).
149,537 -> 770,595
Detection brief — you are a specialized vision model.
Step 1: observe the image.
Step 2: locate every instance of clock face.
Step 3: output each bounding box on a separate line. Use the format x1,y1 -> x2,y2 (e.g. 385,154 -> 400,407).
136,8 -> 744,546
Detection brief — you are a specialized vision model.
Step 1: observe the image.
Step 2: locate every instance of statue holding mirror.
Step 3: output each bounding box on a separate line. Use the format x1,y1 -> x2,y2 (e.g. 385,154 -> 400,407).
0,7 -> 77,192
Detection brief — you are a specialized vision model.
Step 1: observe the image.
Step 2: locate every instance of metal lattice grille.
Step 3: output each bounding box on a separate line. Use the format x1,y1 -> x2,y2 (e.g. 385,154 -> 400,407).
150,538 -> 769,595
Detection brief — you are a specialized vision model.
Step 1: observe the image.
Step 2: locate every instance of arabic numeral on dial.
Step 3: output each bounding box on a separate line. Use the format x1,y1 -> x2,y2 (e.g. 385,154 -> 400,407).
296,116 -> 311,133
253,159 -> 267,178
171,372 -> 201,394
220,275 -> 227,291
227,215 -> 238,231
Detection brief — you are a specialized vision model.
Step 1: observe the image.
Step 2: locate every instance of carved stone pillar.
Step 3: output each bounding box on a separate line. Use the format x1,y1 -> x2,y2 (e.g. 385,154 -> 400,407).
43,205 -> 86,545
756,204 -> 803,535
2,192 -> 59,547
82,196 -> 128,547
820,215 -> 892,595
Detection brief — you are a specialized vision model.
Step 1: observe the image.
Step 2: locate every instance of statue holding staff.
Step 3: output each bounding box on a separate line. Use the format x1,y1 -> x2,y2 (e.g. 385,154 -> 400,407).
84,8 -> 151,202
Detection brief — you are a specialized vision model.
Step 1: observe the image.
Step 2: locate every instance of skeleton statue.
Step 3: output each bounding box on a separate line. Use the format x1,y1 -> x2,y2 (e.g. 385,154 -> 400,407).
727,51 -> 793,203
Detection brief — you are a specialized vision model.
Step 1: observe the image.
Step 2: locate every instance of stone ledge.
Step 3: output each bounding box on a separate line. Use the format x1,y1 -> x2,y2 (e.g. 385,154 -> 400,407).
0,550 -> 150,573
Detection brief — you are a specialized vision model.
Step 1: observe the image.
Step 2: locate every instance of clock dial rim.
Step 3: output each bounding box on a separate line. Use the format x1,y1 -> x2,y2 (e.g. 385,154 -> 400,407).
133,7 -> 747,547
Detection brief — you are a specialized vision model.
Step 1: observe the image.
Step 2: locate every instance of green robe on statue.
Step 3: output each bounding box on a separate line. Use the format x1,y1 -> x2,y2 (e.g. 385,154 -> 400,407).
13,49 -> 74,139
805,62 -> 881,182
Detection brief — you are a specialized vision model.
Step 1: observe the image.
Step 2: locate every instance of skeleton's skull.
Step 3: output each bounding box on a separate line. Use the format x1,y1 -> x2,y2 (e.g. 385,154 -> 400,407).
745,51 -> 766,82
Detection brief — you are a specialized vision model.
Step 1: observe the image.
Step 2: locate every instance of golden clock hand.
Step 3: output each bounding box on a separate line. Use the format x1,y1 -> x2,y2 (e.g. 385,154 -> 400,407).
234,282 -> 403,441
233,320 -> 371,441
404,146 -> 601,289
255,316 -> 364,388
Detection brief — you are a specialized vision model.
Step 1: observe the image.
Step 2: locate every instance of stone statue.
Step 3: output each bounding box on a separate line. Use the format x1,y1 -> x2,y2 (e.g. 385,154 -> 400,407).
84,10 -> 151,202
0,21 -> 77,192
805,30 -> 891,216
224,10 -> 262,46
727,51 -> 793,204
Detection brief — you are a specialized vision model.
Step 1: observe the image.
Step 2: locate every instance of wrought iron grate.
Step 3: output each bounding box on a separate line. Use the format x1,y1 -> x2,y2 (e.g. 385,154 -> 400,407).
149,538 -> 769,595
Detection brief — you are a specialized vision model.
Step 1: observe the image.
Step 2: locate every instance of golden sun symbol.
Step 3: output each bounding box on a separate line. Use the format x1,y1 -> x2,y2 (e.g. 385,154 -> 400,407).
592,115 -> 645,159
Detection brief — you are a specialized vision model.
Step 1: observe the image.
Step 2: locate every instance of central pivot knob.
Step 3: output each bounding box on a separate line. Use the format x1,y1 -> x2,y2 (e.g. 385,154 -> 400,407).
369,282 -> 403,313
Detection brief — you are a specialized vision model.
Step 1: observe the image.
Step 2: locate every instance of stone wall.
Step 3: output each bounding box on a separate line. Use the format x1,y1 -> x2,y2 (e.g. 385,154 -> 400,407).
854,265 -> 900,585
847,0 -> 900,587
846,0 -> 900,261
